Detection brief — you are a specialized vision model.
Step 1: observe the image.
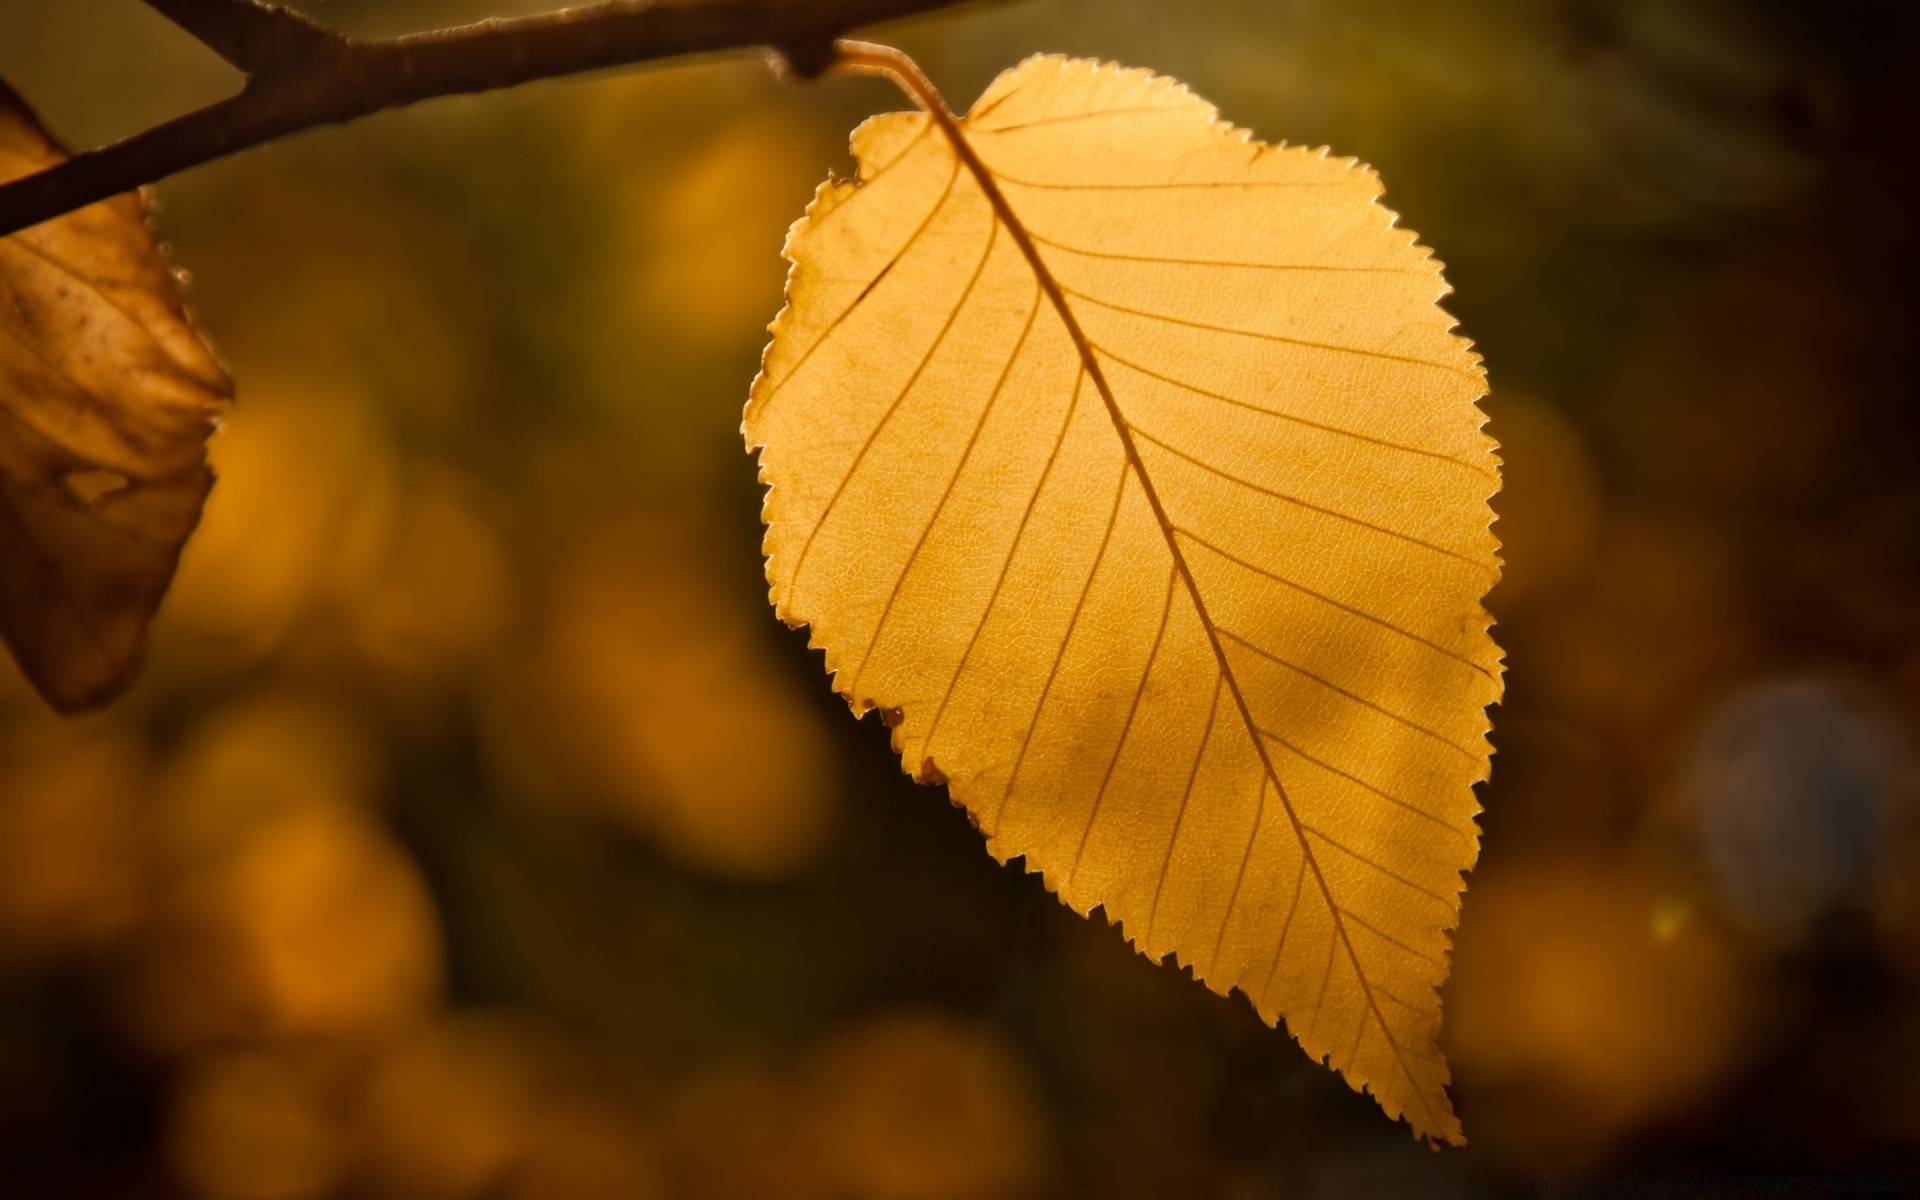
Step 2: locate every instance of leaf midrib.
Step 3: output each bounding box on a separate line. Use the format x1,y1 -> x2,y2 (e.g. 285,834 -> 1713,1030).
906,84 -> 1445,1138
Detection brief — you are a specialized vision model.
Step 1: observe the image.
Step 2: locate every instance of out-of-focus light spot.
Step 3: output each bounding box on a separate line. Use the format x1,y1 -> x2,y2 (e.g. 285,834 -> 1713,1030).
156,695 -> 381,868
0,644 -> 34,707
223,805 -> 443,1039
1880,770 -> 1920,982
1484,392 -> 1603,612
1449,866 -> 1754,1163
131,695 -> 440,1050
806,1011 -> 1052,1200
0,719 -> 149,965
634,115 -> 825,349
505,1097 -> 666,1200
491,517 -> 839,882
357,1014 -> 543,1200
167,1051 -> 345,1200
1676,676 -> 1914,947
164,379 -> 396,667
338,466 -> 518,686
663,1063 -> 827,1200
1651,889 -> 1697,942
659,1010 -> 1051,1200
1532,512 -> 1754,747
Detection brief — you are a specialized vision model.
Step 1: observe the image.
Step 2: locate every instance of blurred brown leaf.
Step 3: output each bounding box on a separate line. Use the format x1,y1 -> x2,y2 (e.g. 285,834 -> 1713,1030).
745,54 -> 1501,1142
0,80 -> 230,711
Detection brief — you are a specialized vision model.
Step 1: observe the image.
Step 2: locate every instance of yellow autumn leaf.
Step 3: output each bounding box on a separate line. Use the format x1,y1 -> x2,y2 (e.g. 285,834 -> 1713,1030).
0,81 -> 231,711
745,51 -> 1501,1143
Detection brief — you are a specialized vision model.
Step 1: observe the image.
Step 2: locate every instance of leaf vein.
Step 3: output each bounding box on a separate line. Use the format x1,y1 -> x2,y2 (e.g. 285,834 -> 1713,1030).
844,285 -> 1043,697
921,368 -> 1086,761
994,464 -> 1129,827
1255,726 -> 1470,835
1025,229 -> 1428,276
1300,823 -> 1456,907
1130,422 -> 1493,574
973,103 -> 1178,134
785,211 -> 998,595
987,167 -> 1375,193
1218,628 -> 1481,758
1175,527 -> 1494,680
1209,774 -> 1270,977
758,155 -> 961,409
1335,905 -> 1445,968
1094,342 -> 1495,479
1064,283 -> 1484,384
1069,562 -> 1176,887
1142,670 -> 1222,948
1260,854 -> 1310,1002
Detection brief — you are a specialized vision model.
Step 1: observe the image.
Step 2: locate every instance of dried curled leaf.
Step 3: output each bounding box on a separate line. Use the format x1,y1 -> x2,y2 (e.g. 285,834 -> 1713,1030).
0,82 -> 231,711
746,55 -> 1501,1142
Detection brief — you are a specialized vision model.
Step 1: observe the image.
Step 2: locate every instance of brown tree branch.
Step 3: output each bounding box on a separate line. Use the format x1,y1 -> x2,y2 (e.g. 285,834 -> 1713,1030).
0,0 -> 976,238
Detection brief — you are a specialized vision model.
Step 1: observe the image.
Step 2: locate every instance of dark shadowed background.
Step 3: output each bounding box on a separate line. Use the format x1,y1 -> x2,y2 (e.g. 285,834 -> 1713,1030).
1,0 -> 1917,1195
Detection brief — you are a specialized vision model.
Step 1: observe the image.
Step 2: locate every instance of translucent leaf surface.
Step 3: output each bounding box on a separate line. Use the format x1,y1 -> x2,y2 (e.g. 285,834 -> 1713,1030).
745,55 -> 1501,1142
0,82 -> 231,711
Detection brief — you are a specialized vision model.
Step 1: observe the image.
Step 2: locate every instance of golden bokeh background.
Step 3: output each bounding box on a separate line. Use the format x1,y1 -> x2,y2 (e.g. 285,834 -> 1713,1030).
2,0 -> 1918,1194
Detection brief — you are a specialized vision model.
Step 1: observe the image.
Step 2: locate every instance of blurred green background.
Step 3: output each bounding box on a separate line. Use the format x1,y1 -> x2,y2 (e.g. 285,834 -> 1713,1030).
1,0 -> 1918,1195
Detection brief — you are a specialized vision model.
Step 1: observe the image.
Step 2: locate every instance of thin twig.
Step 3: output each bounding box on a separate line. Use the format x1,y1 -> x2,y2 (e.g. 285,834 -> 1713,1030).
0,0 -> 975,238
